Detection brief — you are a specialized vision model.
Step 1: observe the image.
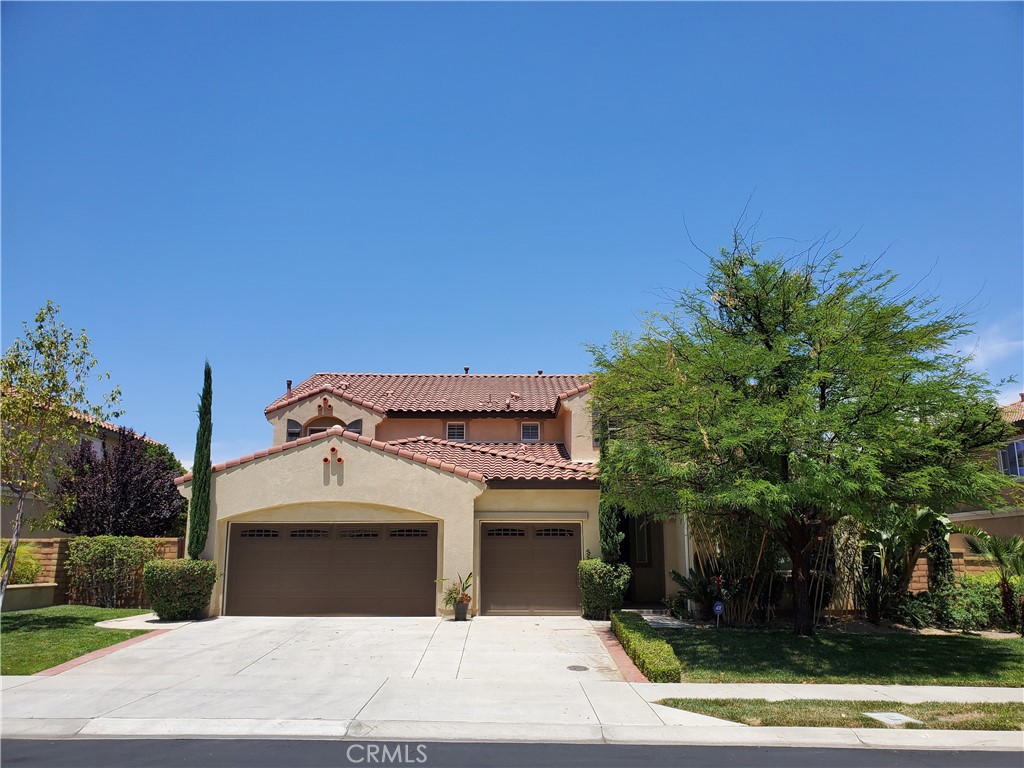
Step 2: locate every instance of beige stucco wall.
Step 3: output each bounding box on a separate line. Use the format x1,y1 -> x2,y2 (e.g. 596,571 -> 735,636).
374,417 -> 560,444
267,396 -> 384,445
560,390 -> 598,462
1,492 -> 62,539
180,434 -> 486,615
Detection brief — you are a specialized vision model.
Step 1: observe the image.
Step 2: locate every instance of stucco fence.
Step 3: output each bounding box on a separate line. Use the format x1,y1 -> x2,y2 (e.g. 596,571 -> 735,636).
4,537 -> 183,612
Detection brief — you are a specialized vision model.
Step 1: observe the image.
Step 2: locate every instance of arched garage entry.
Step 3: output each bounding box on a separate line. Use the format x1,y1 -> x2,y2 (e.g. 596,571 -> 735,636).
225,520 -> 438,616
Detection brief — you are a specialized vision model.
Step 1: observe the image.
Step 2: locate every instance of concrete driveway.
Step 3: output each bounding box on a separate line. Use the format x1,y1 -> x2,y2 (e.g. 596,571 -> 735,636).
53,615 -> 623,682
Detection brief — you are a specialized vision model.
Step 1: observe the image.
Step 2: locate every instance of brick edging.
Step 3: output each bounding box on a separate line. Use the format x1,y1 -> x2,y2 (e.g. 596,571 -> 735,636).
594,623 -> 649,683
34,629 -> 171,676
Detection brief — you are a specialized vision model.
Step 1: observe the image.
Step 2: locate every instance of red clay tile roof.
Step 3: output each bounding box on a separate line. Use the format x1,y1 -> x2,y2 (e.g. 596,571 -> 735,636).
386,438 -> 595,481
175,429 -> 595,486
1002,394 -> 1024,426
265,373 -> 592,416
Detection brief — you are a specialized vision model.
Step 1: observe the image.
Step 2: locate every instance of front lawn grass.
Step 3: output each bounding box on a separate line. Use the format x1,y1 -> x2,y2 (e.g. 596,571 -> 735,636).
0,605 -> 150,675
657,698 -> 1024,731
659,627 -> 1024,686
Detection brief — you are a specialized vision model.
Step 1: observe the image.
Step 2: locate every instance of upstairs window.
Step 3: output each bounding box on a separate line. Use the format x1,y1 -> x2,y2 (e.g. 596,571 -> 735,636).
446,422 -> 466,441
521,422 -> 540,442
998,439 -> 1024,477
347,419 -> 363,435
286,419 -> 301,442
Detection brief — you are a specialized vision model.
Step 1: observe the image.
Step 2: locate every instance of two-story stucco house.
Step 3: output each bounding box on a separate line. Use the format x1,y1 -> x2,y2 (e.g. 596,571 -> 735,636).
175,372 -> 687,617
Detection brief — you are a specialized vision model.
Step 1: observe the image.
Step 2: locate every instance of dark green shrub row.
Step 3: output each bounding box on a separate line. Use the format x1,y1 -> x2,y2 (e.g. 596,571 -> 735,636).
897,573 -> 1022,632
143,559 -> 218,621
579,559 -> 632,620
610,610 -> 682,683
1,540 -> 42,585
67,536 -> 159,608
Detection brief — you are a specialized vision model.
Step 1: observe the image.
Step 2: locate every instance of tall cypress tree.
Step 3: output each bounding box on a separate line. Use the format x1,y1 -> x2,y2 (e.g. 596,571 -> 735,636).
187,362 -> 213,559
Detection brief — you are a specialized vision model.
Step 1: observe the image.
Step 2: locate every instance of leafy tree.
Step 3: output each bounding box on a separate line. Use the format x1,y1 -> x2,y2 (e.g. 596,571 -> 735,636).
0,301 -> 120,606
55,428 -> 187,537
187,362 -> 213,559
590,231 -> 1018,635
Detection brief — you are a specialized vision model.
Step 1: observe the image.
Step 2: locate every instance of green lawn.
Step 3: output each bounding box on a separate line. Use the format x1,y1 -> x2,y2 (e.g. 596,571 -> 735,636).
657,698 -> 1024,731
0,605 -> 150,675
658,627 -> 1024,686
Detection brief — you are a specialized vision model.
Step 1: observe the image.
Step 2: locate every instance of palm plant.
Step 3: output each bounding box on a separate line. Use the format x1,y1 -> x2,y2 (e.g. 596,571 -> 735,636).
963,532 -> 1024,627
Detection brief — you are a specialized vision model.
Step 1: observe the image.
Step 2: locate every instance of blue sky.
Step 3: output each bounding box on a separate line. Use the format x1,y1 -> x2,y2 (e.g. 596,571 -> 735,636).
3,2 -> 1022,467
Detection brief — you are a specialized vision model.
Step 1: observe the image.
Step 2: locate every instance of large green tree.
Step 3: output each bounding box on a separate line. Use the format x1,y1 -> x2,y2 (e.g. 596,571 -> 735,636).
0,301 -> 121,606
186,362 -> 213,559
590,233 -> 1017,635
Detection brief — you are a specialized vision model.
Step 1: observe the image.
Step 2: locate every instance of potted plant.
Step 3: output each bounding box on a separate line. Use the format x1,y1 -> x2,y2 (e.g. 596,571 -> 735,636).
440,572 -> 473,621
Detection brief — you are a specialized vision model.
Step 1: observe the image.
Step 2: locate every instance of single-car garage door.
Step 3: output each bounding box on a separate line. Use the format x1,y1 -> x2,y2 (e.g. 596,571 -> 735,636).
225,523 -> 438,616
480,523 -> 582,615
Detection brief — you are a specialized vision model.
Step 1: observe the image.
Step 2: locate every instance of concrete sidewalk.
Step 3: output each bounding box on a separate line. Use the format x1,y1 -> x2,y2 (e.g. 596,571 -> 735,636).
3,674 -> 1021,749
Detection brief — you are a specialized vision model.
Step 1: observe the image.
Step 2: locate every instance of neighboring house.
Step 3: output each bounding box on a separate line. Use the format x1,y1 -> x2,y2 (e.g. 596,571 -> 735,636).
175,372 -> 691,617
945,393 -> 1024,553
0,411 -> 164,539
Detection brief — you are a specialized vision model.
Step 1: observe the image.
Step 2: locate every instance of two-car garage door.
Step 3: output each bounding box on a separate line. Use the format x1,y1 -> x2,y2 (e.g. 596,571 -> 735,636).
225,523 -> 437,616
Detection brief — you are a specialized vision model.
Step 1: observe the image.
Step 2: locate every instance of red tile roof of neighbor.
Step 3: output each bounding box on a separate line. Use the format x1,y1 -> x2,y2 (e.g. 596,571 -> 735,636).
265,373 -> 593,415
174,428 -> 596,486
1002,394 -> 1024,426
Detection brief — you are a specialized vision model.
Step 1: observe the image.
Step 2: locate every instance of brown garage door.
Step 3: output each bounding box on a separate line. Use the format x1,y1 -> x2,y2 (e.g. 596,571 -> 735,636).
480,523 -> 582,615
225,523 -> 437,616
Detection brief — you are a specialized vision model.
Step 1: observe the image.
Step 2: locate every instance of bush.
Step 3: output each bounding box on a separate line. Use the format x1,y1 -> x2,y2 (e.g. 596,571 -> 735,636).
66,536 -> 159,608
579,559 -> 632,620
143,559 -> 217,620
1,540 -> 43,585
895,573 -> 1018,631
610,610 -> 682,683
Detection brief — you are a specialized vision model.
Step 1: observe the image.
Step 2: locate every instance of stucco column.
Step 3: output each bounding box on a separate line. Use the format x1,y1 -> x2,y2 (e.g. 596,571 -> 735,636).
440,501 -> 476,616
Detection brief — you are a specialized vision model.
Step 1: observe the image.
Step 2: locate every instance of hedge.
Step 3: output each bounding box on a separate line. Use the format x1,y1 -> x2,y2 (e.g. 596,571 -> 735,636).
143,559 -> 218,621
66,536 -> 160,608
611,610 -> 683,683
1,540 -> 42,585
578,559 -> 632,620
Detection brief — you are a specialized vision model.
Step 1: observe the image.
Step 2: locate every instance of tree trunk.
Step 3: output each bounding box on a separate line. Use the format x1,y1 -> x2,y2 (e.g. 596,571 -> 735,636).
0,489 -> 28,609
999,579 -> 1018,629
789,544 -> 815,636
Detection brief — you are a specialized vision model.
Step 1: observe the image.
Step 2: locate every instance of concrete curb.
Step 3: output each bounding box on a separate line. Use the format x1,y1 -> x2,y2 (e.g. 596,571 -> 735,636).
3,718 -> 1021,750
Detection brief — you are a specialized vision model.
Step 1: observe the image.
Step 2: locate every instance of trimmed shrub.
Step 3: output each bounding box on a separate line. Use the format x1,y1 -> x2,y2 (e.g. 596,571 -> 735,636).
579,559 -> 632,620
610,610 -> 682,683
144,559 -> 217,620
1,540 -> 43,585
66,536 -> 160,608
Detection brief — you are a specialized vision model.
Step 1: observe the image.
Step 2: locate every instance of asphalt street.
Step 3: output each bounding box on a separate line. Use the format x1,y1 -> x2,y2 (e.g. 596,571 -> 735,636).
1,740 -> 1021,768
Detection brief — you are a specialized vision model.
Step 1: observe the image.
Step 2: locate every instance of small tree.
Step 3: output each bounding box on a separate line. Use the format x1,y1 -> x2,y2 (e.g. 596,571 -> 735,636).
964,532 -> 1023,627
591,230 -> 1018,635
56,428 -> 187,537
0,301 -> 120,606
186,362 -> 213,559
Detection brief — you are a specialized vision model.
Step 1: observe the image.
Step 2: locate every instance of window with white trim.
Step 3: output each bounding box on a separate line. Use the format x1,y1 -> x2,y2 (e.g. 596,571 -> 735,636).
998,439 -> 1024,477
446,422 -> 466,441
521,422 -> 540,442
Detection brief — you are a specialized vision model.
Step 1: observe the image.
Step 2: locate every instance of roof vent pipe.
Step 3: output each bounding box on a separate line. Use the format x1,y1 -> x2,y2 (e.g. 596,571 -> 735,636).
286,380 -> 292,393
464,366 -> 469,374
538,370 -> 543,375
